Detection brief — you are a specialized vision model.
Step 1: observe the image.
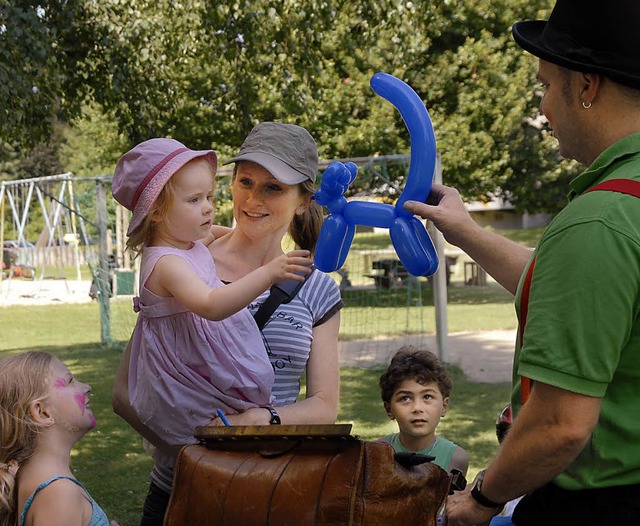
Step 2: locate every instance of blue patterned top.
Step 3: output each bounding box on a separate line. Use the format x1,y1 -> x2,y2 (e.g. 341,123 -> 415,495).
20,475 -> 109,526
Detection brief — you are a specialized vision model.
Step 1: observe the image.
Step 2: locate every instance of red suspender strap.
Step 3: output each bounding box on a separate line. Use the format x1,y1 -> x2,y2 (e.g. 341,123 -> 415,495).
584,178 -> 640,197
519,257 -> 535,405
519,179 -> 640,405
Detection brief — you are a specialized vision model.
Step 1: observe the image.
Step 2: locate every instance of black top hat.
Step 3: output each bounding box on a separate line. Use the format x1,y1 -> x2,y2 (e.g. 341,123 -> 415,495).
512,0 -> 640,89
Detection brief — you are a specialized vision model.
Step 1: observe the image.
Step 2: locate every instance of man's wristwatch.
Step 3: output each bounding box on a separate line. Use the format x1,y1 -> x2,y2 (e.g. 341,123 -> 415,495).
261,405 -> 281,425
470,470 -> 505,512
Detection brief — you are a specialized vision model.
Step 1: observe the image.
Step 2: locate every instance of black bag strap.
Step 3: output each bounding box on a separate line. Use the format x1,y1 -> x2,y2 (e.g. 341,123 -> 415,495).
253,267 -> 315,331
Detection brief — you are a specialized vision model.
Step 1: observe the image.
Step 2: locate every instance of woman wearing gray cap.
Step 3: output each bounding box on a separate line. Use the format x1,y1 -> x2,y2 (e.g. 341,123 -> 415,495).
113,122 -> 342,525
209,122 -> 343,426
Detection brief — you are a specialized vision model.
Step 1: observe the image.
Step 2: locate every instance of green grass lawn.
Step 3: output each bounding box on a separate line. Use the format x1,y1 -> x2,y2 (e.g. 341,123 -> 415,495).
339,281 -> 517,339
0,342 -> 509,525
0,303 -> 511,525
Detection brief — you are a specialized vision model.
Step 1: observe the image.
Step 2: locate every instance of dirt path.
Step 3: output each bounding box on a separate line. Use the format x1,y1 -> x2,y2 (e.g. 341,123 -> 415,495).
339,330 -> 515,383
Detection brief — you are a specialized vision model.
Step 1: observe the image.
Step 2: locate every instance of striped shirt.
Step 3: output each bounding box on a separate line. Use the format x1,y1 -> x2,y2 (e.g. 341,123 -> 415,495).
248,269 -> 343,405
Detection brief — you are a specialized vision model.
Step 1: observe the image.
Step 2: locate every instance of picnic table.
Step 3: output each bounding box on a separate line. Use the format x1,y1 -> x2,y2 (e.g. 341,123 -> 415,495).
366,258 -> 410,289
366,255 -> 459,289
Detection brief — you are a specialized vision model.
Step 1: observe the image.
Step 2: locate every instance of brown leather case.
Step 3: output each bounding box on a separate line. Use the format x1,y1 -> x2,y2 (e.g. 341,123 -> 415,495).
165,424 -> 450,526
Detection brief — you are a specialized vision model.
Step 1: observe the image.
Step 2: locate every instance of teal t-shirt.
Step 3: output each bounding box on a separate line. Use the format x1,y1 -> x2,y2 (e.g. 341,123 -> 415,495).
382,433 -> 458,472
513,132 -> 640,490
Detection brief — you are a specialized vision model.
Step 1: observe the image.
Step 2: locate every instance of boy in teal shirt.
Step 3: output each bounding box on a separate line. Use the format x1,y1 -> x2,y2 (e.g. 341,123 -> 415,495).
379,346 -> 468,476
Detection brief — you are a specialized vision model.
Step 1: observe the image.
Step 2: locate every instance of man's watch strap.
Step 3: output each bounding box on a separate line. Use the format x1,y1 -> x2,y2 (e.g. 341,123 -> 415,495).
470,470 -> 505,511
261,405 -> 281,425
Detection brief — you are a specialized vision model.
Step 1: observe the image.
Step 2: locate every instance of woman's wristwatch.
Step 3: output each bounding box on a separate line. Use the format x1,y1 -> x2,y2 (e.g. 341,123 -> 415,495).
470,470 -> 505,512
261,405 -> 281,425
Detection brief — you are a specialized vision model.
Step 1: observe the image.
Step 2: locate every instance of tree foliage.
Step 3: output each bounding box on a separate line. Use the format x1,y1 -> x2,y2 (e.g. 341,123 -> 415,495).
1,0 -> 578,215
0,0 -> 108,146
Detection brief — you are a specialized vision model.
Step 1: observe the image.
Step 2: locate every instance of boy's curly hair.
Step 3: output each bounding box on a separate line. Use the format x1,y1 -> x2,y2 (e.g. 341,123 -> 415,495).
379,346 -> 453,403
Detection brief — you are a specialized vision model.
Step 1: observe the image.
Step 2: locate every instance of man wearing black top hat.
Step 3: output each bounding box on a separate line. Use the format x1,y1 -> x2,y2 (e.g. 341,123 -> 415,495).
404,1 -> 640,525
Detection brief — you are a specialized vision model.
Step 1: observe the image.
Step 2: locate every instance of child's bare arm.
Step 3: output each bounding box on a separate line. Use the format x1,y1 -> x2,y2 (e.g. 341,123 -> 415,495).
153,250 -> 312,321
211,224 -> 233,239
450,446 -> 469,477
261,250 -> 313,283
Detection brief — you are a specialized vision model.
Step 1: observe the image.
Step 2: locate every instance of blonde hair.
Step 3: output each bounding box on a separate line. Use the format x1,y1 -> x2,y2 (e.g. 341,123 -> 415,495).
0,351 -> 54,525
126,158 -> 216,255
126,176 -> 175,255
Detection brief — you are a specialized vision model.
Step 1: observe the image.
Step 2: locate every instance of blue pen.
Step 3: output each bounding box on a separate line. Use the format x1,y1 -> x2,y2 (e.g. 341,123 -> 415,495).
216,408 -> 231,426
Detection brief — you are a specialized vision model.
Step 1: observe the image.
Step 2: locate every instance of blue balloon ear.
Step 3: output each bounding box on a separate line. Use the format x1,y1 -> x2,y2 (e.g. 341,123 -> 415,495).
344,162 -> 358,182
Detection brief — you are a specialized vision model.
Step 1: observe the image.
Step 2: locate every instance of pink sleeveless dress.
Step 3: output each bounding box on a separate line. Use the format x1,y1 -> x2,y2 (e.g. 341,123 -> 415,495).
129,241 -> 274,446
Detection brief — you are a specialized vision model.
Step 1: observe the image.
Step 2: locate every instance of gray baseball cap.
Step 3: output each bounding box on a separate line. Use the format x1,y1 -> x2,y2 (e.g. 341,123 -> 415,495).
224,122 -> 318,184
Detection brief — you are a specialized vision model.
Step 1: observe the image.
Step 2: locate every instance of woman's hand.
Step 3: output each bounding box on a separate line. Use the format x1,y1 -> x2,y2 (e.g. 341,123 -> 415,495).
209,407 -> 271,426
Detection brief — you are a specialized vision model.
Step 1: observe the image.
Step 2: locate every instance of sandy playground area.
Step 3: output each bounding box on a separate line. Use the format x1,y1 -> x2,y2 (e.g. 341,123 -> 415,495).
0,278 -> 95,307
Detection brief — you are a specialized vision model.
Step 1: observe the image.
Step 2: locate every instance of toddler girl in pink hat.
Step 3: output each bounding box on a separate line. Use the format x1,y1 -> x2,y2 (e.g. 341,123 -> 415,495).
111,138 -> 312,496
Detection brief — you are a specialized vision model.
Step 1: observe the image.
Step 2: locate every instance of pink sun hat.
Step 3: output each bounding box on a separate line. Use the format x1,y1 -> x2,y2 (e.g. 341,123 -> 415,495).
112,138 -> 217,236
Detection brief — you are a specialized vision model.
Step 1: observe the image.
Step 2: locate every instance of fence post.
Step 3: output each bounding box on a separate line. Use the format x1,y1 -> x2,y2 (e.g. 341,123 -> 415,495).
95,179 -> 112,346
431,153 -> 449,363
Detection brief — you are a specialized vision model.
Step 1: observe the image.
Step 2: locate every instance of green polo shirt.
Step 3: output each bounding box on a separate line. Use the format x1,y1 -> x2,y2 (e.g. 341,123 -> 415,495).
512,132 -> 640,490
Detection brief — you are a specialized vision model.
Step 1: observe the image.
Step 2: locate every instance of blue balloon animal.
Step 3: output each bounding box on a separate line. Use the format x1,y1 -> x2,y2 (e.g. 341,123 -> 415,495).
313,72 -> 439,277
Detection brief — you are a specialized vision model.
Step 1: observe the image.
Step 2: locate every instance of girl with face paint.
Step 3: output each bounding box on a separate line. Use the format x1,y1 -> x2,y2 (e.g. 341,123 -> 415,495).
0,351 -> 118,526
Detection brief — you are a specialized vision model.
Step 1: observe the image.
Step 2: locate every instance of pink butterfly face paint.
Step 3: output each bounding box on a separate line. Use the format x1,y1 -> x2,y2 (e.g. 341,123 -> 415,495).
74,391 -> 97,427
74,391 -> 87,416
51,364 -> 97,429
